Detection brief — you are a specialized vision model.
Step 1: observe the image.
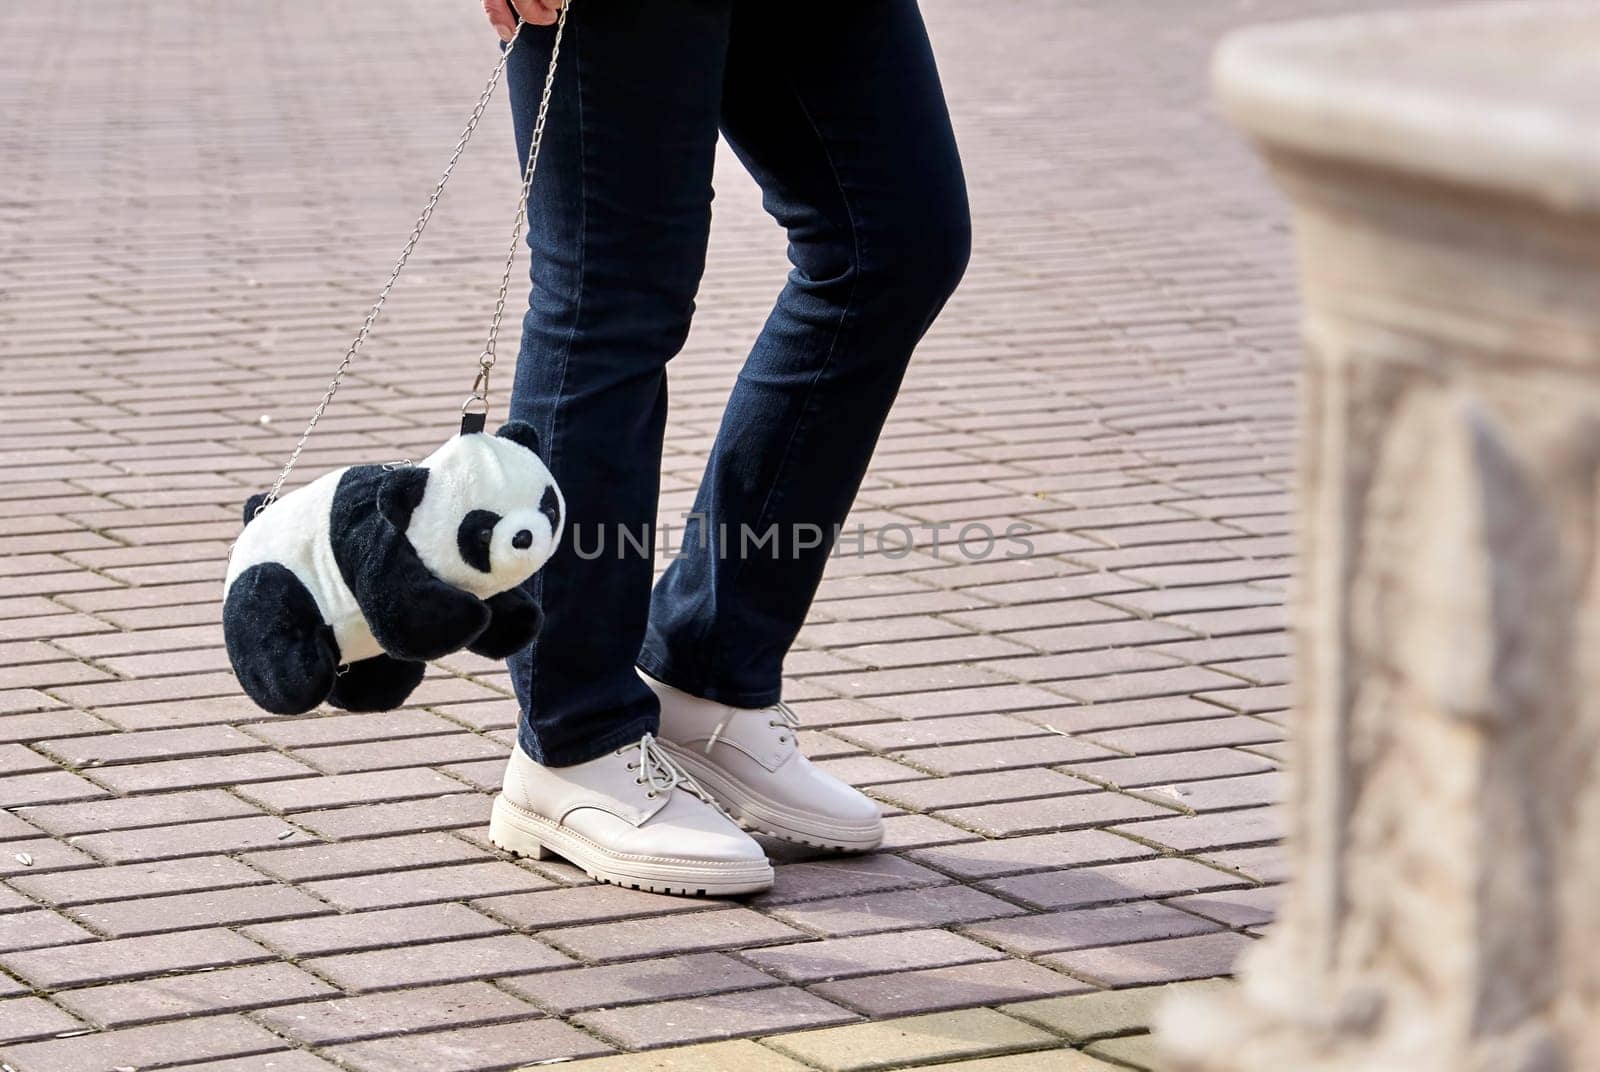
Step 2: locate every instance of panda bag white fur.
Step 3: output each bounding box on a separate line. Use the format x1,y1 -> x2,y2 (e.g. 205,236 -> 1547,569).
223,421 -> 563,715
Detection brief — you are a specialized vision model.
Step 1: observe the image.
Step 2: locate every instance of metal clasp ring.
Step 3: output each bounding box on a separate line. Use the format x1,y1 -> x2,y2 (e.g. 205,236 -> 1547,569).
463,363 -> 491,414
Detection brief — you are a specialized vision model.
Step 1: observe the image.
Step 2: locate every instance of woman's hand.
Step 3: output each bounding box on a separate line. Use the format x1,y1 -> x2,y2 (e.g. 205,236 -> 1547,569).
483,0 -> 564,41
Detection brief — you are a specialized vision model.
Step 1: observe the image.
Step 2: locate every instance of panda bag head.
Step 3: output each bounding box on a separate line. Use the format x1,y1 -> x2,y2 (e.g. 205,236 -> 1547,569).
223,420 -> 563,715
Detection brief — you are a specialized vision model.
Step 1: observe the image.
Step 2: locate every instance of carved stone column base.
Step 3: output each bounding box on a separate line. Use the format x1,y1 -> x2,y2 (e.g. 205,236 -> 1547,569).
1159,940 -> 1566,1072
1154,5 -> 1600,1071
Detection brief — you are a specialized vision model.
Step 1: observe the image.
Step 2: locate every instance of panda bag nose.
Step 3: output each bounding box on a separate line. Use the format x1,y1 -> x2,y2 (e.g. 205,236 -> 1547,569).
512,529 -> 534,550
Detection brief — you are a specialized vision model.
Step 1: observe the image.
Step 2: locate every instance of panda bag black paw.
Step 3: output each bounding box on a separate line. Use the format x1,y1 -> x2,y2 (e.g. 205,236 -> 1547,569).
223,420 -> 564,715
327,654 -> 428,712
223,563 -> 341,715
468,586 -> 545,659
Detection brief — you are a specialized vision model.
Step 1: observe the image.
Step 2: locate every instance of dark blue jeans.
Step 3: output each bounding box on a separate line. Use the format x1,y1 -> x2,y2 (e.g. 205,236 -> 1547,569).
505,0 -> 969,766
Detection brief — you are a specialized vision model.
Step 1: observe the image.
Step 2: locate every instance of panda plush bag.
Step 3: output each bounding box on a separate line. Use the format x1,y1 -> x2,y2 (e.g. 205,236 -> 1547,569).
224,9 -> 571,716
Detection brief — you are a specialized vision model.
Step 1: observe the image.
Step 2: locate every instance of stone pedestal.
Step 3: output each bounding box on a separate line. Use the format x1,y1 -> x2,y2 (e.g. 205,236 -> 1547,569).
1157,5 -> 1600,1071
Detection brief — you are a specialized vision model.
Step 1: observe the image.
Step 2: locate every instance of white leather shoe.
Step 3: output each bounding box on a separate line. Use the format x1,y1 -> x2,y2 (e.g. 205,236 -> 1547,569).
489,733 -> 774,897
642,672 -> 885,852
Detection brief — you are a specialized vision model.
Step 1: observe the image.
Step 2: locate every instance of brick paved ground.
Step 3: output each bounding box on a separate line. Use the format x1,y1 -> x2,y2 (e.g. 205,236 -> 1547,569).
0,1 -> 1414,1069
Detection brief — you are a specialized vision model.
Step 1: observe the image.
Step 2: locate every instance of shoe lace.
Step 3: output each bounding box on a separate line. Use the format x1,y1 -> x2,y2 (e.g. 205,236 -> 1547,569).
704,699 -> 800,755
619,732 -> 720,806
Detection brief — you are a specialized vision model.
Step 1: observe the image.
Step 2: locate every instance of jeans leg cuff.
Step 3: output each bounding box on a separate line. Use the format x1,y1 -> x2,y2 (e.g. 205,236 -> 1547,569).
636,651 -> 781,710
517,714 -> 658,768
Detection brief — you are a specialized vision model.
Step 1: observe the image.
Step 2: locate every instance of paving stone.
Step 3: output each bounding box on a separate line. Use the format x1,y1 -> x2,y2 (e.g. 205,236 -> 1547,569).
0,1014 -> 285,1072
1001,978 -> 1233,1042
936,790 -> 1179,837
1197,844 -> 1291,884
85,752 -> 316,794
1059,748 -> 1274,790
753,853 -> 946,906
0,746 -> 55,776
893,735 -> 1119,775
321,1019 -> 611,1072
877,812 -> 985,851
1167,883 -> 1282,928
291,732 -> 506,774
962,902 -> 1223,957
65,882 -> 332,937
742,927 -> 1003,983
243,902 -> 505,957
539,1040 -> 811,1071
294,793 -> 490,840
234,767 -> 470,812
1160,771 -> 1284,812
0,927 -> 274,988
0,770 -> 107,808
1042,930 -> 1255,987
253,980 -> 543,1045
763,1007 -> 1057,1071
835,714 -> 1055,751
573,986 -> 856,1049
0,811 -> 40,842
871,769 -> 1096,811
181,1054 -> 344,1072
241,710 -> 464,748
908,829 -> 1155,880
473,884 -> 707,930
500,952 -> 777,1015
305,933 -> 573,992
8,855 -> 267,906
1112,806 -> 1285,853
766,882 -> 1024,936
36,725 -> 265,767
14,788 -> 263,836
980,857 -> 1246,910
306,860 -> 555,910
921,1053 -> 1120,1071
1086,1032 -> 1166,1069
0,997 -> 83,1044
544,907 -> 803,963
0,909 -> 95,953
54,961 -> 337,1028
812,959 -> 1094,1018
243,831 -> 484,882
1082,716 -> 1282,756
70,815 -> 308,864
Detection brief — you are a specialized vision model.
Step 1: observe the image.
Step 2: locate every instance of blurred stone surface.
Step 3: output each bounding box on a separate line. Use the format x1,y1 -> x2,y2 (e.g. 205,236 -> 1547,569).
1161,5 -> 1600,1071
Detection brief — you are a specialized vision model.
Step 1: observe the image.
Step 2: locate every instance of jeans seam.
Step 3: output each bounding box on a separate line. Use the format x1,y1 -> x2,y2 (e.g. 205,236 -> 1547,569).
706,77 -> 862,696
525,22 -> 589,749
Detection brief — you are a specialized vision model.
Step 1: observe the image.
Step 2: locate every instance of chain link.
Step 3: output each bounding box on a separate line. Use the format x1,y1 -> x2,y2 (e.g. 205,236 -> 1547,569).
472,2 -> 569,413
259,4 -> 572,511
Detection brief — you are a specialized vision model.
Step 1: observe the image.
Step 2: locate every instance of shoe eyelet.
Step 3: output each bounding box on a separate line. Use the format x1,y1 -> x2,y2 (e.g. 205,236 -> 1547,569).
635,777 -> 644,785
626,762 -> 637,770
646,791 -> 657,799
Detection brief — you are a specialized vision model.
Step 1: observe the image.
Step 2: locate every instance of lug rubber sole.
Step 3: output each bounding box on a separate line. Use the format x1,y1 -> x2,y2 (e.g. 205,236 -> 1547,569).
487,794 -> 774,897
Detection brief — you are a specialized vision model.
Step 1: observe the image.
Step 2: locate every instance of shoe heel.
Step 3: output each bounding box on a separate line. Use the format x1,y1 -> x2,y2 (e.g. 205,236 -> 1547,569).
489,795 -> 551,860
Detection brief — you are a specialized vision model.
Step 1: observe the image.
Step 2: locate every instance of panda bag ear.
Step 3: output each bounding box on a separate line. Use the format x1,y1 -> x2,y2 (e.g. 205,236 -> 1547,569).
495,420 -> 542,457
377,467 -> 429,529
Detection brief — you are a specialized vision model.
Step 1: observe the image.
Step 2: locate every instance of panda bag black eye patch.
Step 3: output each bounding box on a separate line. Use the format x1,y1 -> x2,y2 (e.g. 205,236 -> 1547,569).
458,509 -> 503,572
540,485 -> 562,531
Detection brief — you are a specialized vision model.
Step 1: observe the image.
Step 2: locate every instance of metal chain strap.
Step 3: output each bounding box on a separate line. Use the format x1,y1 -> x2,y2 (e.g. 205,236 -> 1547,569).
259,4 -> 572,511
470,3 -> 569,414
